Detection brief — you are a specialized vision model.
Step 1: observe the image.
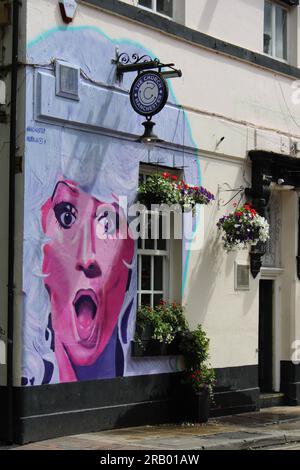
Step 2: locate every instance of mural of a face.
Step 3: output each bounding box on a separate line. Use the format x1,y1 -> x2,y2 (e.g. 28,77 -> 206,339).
41,180 -> 134,376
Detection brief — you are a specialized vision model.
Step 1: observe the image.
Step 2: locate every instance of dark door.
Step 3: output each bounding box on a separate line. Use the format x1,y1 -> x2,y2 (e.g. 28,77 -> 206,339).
259,280 -> 274,393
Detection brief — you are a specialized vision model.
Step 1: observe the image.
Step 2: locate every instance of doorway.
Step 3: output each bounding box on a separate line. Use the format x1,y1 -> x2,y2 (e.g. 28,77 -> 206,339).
259,280 -> 274,393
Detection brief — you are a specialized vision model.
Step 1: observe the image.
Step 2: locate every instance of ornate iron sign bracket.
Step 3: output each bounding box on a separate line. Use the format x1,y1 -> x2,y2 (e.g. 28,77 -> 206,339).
113,51 -> 182,81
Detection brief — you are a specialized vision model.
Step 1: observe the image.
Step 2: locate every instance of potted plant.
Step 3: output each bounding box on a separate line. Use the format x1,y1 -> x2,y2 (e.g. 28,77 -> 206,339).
179,325 -> 216,423
217,203 -> 270,252
133,301 -> 188,357
138,173 -> 215,213
184,366 -> 216,423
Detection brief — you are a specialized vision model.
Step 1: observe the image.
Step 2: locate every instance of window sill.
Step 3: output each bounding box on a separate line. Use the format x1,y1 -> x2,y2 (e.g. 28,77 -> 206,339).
263,51 -> 288,65
137,5 -> 174,22
131,338 -> 181,357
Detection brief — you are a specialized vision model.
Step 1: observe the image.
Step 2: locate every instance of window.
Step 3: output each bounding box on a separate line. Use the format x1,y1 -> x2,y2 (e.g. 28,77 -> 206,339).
264,1 -> 288,60
137,211 -> 169,307
137,166 -> 182,307
138,0 -> 173,18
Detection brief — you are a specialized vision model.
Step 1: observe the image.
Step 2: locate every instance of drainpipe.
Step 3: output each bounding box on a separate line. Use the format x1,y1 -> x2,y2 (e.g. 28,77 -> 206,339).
297,197 -> 300,280
7,0 -> 20,443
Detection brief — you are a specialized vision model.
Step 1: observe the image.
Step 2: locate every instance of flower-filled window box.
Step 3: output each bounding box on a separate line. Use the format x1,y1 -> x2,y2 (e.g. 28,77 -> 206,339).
217,203 -> 270,252
138,173 -> 215,212
132,301 -> 188,357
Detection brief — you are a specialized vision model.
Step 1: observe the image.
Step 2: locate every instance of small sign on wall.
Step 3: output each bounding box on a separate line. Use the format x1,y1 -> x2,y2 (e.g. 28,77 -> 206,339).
235,262 -> 250,291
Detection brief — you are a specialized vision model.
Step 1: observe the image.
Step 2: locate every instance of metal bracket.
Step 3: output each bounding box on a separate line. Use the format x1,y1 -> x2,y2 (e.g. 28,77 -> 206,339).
250,236 -> 267,280
217,183 -> 245,210
15,155 -> 22,174
112,49 -> 182,81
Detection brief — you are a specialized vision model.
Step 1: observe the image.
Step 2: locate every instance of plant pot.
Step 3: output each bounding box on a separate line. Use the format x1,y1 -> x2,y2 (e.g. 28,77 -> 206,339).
131,336 -> 181,357
136,323 -> 154,342
138,197 -> 164,210
185,387 -> 210,423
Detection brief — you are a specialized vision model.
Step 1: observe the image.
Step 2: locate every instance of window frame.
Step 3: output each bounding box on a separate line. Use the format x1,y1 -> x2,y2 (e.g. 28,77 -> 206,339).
264,0 -> 289,62
137,0 -> 174,20
137,214 -> 170,308
137,164 -> 182,308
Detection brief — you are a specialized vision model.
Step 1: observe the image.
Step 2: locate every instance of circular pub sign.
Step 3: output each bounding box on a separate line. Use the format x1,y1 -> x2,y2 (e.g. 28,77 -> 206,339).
130,71 -> 169,117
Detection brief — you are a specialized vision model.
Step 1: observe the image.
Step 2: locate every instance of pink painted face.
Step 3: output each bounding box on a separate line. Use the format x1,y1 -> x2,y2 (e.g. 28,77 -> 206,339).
41,180 -> 134,367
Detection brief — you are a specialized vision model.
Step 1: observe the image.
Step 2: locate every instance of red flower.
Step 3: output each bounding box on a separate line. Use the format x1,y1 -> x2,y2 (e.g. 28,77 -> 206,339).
235,211 -> 243,217
171,175 -> 178,181
161,172 -> 170,179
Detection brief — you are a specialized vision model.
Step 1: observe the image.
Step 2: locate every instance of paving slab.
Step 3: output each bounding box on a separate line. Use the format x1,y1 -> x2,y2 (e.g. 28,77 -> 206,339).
2,407 -> 300,451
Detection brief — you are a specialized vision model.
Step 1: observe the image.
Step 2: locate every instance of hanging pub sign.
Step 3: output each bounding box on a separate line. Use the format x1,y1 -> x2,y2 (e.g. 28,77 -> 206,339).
59,0 -> 78,24
130,71 -> 169,117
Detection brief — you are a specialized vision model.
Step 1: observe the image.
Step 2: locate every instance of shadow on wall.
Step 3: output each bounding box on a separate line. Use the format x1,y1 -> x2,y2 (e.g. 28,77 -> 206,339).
198,0 -> 219,33
186,169 -> 256,325
186,201 -> 222,326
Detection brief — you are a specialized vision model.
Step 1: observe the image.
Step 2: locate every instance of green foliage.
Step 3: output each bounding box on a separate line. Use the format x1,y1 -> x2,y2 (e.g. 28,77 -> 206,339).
187,366 -> 216,395
179,325 -> 216,397
138,173 -> 215,209
135,301 -> 188,345
179,325 -> 210,369
138,174 -> 180,207
135,305 -> 216,397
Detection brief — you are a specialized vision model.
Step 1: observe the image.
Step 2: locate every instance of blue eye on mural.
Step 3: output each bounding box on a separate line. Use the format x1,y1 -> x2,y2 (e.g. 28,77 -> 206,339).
54,202 -> 77,229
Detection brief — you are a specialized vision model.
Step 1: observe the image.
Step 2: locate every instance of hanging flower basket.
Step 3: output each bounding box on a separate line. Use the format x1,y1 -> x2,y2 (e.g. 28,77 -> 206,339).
217,203 -> 270,252
138,173 -> 215,212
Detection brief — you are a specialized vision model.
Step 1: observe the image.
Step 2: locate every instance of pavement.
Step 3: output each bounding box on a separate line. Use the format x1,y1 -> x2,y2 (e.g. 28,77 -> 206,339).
3,406 -> 300,450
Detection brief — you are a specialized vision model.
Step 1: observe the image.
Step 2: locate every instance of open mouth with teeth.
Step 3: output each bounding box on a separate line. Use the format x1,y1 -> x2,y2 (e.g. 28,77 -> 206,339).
73,290 -> 99,344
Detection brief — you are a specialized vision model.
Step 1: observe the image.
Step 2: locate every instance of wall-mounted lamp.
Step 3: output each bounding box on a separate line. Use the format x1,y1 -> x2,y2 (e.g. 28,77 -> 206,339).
136,119 -> 164,147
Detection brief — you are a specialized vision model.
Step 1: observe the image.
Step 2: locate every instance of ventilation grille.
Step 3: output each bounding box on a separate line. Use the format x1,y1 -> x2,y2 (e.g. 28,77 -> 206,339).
55,61 -> 80,100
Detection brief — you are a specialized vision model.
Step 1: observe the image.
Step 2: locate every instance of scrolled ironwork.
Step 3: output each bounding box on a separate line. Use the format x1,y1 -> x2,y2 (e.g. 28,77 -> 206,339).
117,53 -> 157,66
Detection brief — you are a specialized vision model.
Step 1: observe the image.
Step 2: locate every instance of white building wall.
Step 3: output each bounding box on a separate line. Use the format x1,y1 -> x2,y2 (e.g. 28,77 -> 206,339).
22,0 -> 300,372
185,0 -> 264,53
